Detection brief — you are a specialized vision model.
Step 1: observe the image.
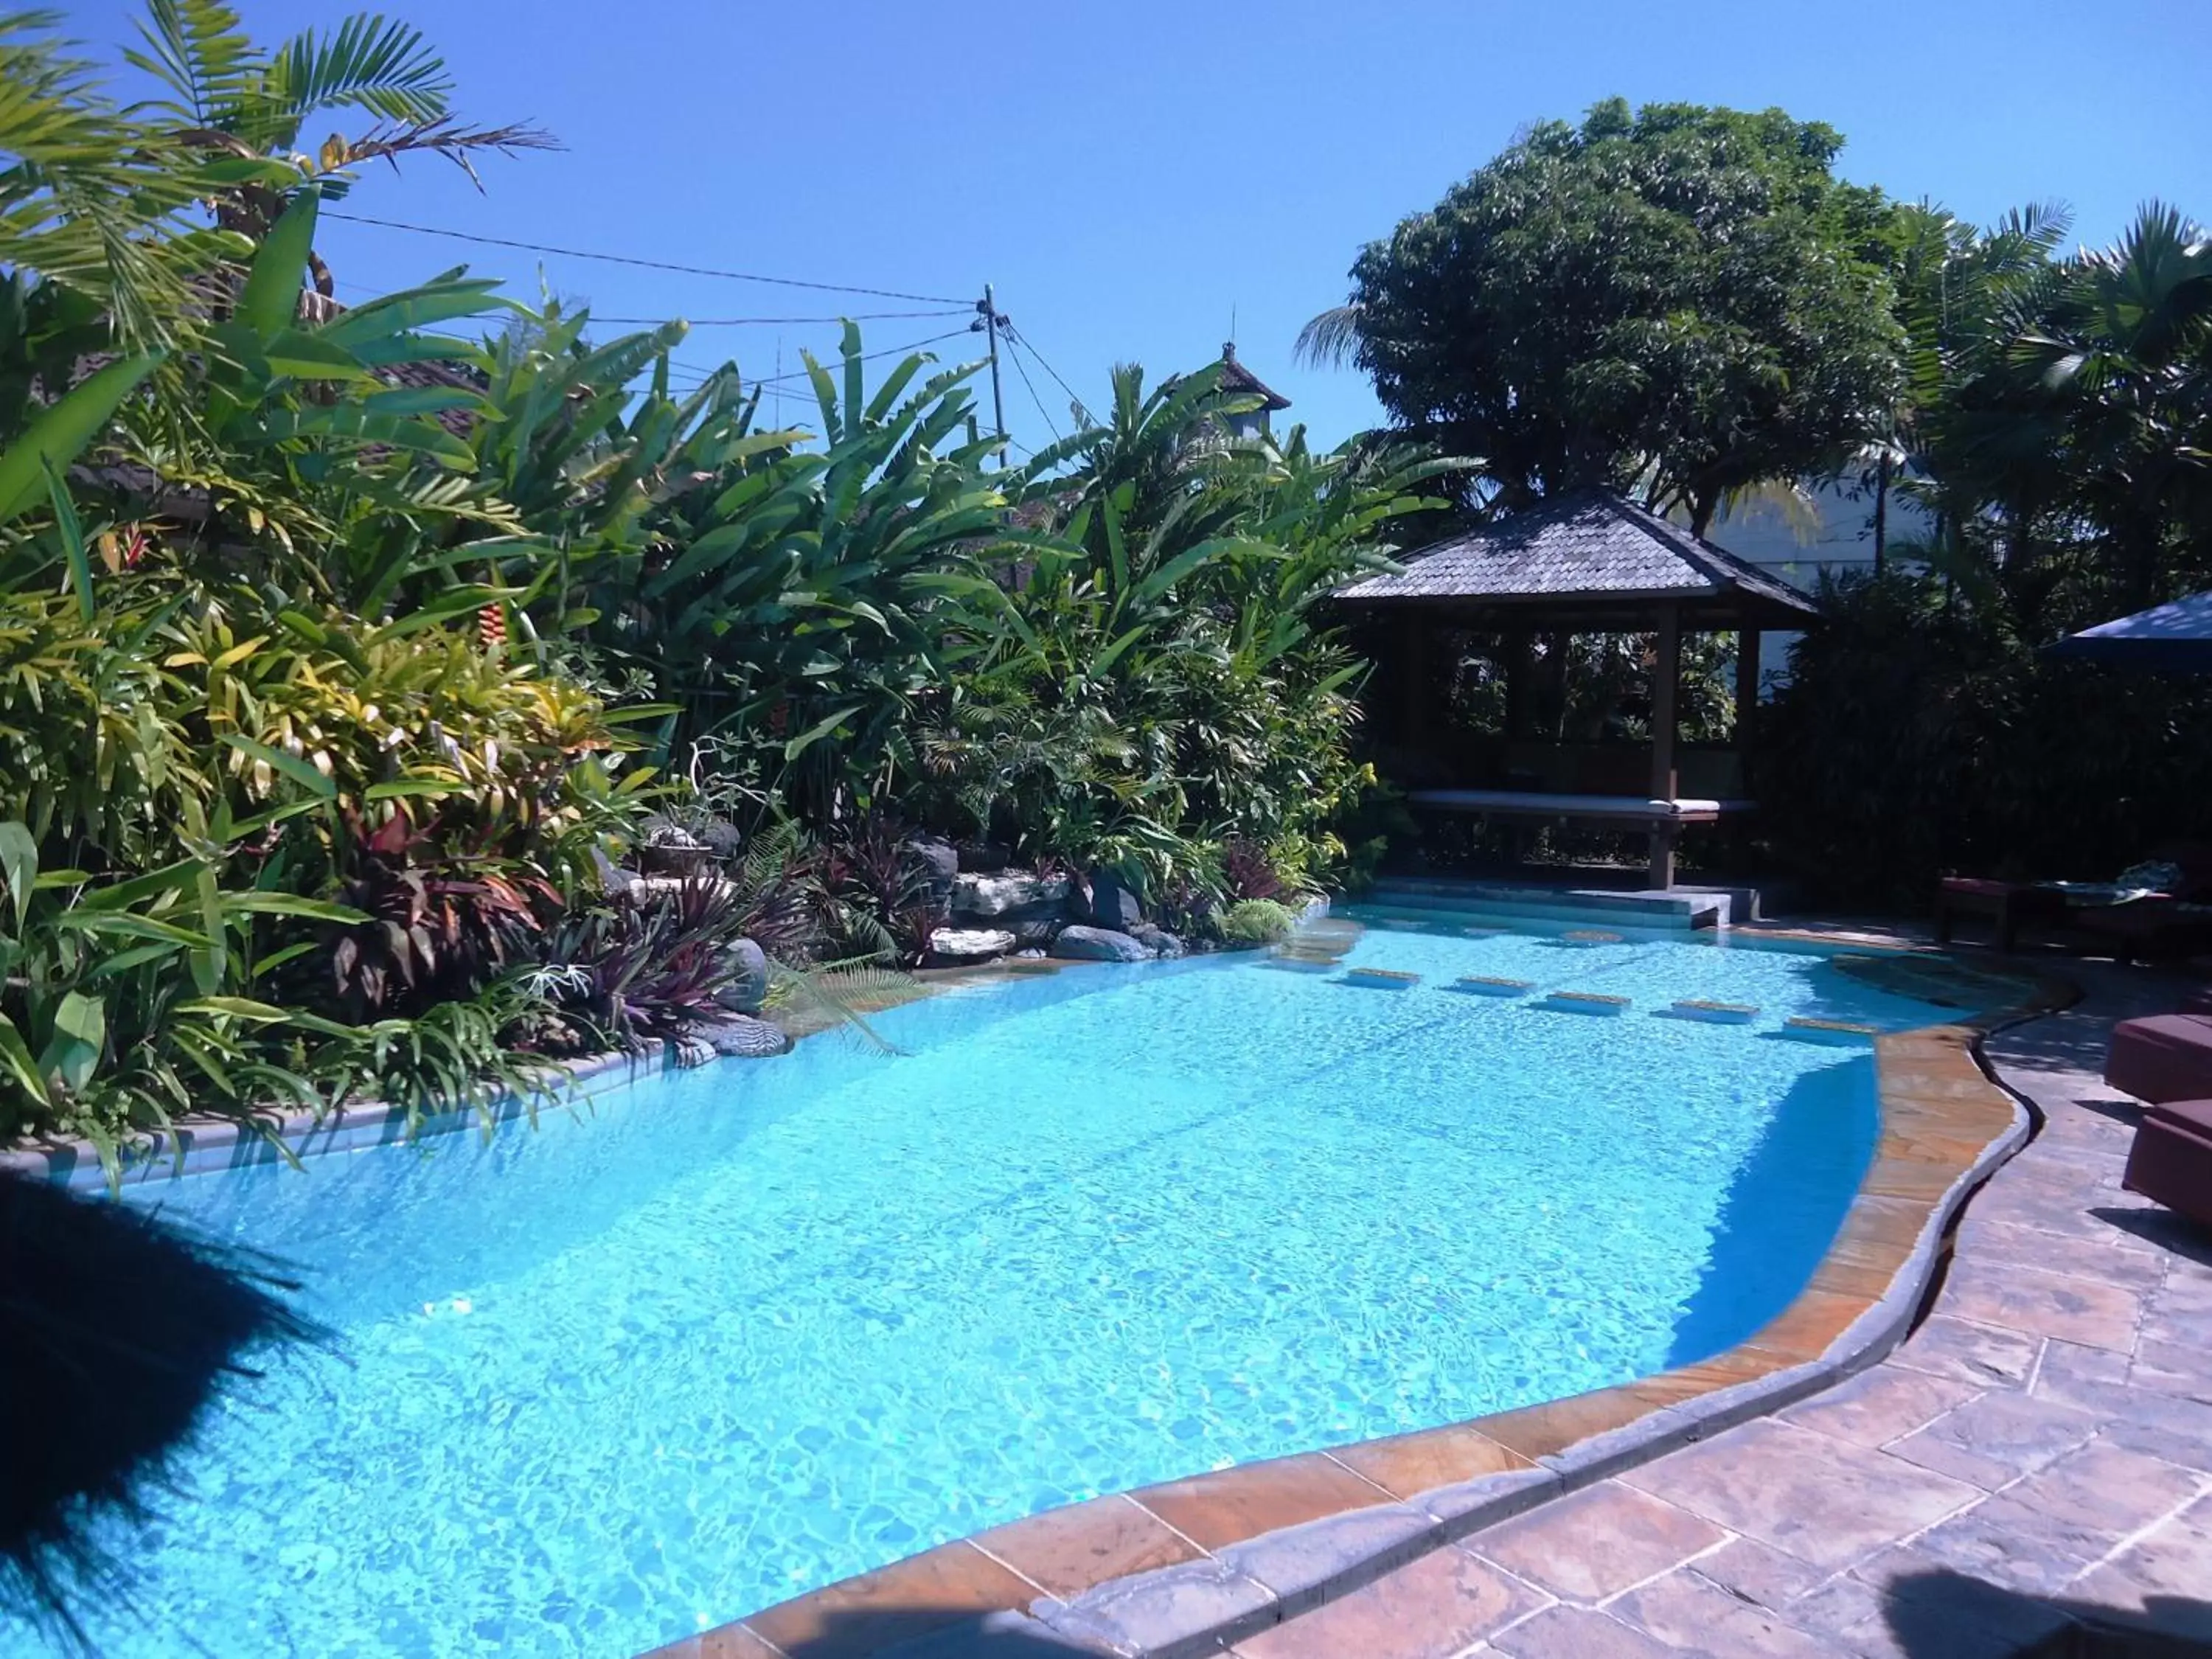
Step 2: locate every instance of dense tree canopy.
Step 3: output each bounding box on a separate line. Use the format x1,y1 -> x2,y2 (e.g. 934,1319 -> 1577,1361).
1303,99 -> 1907,532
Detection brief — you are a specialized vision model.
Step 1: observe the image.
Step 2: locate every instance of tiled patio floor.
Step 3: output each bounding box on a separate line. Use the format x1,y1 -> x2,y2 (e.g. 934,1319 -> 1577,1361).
1225,964 -> 2212,1659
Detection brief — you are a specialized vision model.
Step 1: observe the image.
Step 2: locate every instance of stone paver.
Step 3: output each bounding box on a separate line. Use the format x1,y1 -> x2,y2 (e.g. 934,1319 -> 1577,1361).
1776,1363 -> 1980,1447
1225,1545 -> 1548,1658
1486,1604 -> 1697,1658
1882,1388 -> 2104,1489
1232,962 -> 2212,1659
1475,1482 -> 1725,1601
1620,1420 -> 1982,1569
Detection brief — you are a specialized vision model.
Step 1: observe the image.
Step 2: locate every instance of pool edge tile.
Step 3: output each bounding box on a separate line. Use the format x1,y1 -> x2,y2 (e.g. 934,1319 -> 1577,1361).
969,1492 -> 1205,1601
737,1539 -> 1046,1659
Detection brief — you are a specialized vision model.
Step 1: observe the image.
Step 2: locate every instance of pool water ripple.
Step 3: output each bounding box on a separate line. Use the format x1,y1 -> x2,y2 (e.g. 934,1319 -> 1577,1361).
36,925 -> 1944,1657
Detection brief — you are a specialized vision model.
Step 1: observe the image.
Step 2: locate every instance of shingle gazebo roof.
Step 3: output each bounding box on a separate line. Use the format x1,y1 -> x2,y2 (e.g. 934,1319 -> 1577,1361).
1335,493 -> 1817,627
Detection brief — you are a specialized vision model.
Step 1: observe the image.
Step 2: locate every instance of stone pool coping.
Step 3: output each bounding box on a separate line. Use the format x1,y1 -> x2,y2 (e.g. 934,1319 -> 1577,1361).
647,945 -> 2077,1659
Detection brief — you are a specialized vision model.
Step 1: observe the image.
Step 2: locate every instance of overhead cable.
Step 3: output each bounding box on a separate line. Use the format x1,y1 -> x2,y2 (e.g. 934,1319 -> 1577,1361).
1002,329 -> 1063,447
322,210 -> 970,305
1004,322 -> 1096,428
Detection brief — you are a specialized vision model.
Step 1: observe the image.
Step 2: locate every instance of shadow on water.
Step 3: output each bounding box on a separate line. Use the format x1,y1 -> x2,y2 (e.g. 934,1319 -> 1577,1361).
1662,1056 -> 1879,1368
0,1172 -> 328,1650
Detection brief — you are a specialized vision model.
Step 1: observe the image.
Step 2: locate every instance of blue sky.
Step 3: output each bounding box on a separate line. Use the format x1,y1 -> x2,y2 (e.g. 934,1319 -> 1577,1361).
60,0 -> 2212,454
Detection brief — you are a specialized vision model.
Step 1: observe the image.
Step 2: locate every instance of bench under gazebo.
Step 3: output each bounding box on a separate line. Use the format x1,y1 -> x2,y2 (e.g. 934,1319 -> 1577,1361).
1334,493 -> 1818,888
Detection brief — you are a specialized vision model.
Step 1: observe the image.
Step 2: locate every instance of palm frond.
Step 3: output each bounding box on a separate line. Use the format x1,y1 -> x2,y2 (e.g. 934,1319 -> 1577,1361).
122,0 -> 260,128
330,117 -> 561,189
268,15 -> 453,132
1293,302 -> 1365,368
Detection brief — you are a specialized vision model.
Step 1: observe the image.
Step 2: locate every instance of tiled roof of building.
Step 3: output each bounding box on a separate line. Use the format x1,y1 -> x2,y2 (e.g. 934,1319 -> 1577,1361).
1335,492 -> 1817,620
1215,341 -> 1290,411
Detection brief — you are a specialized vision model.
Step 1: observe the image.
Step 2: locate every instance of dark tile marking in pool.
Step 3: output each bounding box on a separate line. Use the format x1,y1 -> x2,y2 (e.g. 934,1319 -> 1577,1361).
646,952 -> 2076,1659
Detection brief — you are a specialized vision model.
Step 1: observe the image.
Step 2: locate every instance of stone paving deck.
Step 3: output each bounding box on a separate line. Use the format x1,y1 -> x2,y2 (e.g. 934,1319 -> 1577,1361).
1209,963 -> 2212,1659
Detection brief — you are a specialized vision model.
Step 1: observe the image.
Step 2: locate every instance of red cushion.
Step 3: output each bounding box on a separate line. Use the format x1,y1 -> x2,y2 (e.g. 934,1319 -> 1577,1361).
2148,1098 -> 2212,1135
2105,1015 -> 2212,1105
1941,877 -> 2024,897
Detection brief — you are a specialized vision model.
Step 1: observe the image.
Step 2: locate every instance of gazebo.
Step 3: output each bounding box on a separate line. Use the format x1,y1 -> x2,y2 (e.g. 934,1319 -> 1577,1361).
1334,493 -> 1819,887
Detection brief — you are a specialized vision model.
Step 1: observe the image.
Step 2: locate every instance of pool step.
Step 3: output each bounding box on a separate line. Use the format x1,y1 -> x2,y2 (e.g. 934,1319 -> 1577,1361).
1783,1015 -> 1883,1043
1450,975 -> 1534,997
1540,991 -> 1632,1015
1559,929 -> 1625,945
1342,967 -> 1421,990
1667,999 -> 1761,1025
1363,878 -> 1731,930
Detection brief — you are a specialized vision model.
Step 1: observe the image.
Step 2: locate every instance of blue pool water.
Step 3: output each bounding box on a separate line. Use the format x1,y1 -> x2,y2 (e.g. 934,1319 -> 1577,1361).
44,920 -> 1947,1657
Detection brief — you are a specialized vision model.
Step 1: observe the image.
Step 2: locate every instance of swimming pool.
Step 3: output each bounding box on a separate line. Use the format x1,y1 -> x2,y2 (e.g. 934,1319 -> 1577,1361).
44,919 -> 1950,1657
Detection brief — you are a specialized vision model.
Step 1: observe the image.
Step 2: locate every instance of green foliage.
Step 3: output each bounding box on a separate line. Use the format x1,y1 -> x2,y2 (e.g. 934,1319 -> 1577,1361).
1305,98 -> 1907,532
1758,572 -> 2212,905
1219,898 -> 1296,945
918,364 -> 1453,895
0,819 -> 364,1155
1760,203 -> 2212,903
0,7 -> 1449,1158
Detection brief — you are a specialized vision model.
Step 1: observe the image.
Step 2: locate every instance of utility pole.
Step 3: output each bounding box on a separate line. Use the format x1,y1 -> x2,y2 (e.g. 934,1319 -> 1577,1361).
978,283 -> 1007,466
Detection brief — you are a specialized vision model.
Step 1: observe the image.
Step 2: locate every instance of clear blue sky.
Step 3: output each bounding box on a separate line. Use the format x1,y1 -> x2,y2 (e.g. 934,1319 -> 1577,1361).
58,0 -> 2212,454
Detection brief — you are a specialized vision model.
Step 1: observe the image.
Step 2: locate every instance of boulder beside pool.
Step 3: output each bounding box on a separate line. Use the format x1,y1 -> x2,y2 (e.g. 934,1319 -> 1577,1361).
713,938 -> 772,1015
1051,925 -> 1151,962
688,1014 -> 795,1058
928,927 -> 1017,965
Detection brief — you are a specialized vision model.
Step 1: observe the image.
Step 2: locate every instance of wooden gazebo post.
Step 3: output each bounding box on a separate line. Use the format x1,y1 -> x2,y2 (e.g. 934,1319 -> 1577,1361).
1735,626 -> 1761,740
1648,602 -> 1682,888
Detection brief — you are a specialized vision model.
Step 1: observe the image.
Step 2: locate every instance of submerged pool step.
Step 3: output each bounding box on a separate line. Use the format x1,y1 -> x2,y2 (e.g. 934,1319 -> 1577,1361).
1450,975 -> 1534,997
1782,1015 -> 1883,1043
1666,999 -> 1761,1025
1341,967 -> 1422,990
1540,990 -> 1632,1015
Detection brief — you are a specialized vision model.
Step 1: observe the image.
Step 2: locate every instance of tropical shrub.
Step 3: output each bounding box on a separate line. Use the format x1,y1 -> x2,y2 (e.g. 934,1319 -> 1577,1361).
1220,898 -> 1297,945
818,815 -> 939,968
532,877 -> 756,1048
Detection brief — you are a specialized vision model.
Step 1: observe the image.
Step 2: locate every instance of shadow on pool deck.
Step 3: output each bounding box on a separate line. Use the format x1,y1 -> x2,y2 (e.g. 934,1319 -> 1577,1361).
1880,1569 -> 2212,1657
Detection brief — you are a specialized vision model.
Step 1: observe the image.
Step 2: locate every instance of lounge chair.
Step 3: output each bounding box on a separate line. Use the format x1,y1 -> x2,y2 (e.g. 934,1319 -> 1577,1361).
1936,844 -> 2212,958
2123,1098 -> 2212,1232
2104,1010 -> 2212,1105
2072,897 -> 2212,964
2113,991 -> 2212,1231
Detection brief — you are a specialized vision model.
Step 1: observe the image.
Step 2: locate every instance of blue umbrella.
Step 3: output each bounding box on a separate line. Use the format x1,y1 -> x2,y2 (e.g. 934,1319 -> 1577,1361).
2046,588 -> 2212,671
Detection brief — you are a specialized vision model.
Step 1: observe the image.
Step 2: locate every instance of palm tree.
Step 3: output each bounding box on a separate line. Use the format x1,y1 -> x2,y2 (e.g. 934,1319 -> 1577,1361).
122,1 -> 555,292
2009,203 -> 2212,609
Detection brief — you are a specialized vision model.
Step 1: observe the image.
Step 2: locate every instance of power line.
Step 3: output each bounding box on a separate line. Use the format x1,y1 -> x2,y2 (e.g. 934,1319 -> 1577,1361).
663,327 -> 981,392
597,308 -> 969,327
1001,327 -> 1062,448
1004,321 -> 1096,428
321,210 -> 970,305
